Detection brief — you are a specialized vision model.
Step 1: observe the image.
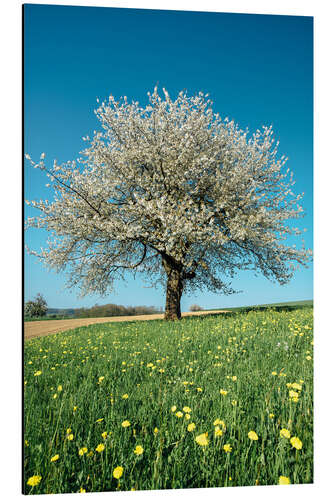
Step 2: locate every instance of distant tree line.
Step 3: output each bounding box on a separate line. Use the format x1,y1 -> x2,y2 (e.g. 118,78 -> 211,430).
73,303 -> 162,318
24,293 -> 162,320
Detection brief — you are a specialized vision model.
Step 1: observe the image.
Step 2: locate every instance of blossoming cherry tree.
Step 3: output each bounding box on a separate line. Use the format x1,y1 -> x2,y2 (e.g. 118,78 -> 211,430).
25,88 -> 311,320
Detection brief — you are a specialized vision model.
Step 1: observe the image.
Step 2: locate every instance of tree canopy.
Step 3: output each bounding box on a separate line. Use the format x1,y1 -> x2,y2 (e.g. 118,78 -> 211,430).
25,87 -> 311,320
24,293 -> 48,318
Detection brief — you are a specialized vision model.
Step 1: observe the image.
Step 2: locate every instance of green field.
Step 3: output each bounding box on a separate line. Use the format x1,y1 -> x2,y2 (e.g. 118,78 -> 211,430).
24,306 -> 313,494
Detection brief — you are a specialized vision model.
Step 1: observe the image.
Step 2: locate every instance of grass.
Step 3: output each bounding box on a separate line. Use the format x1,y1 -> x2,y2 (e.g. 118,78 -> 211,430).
24,306 -> 313,494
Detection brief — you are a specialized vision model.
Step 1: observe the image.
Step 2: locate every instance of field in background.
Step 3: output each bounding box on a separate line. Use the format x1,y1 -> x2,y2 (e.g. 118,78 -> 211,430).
24,310 -> 229,340
24,307 -> 313,494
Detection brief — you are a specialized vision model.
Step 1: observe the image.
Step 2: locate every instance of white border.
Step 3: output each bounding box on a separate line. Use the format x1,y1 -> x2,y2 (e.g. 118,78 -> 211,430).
1,1 -> 332,499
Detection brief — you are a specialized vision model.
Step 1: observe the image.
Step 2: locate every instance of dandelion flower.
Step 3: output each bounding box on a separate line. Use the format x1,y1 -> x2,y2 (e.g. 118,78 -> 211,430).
73,406 -> 78,412
219,389 -> 228,396
98,376 -> 105,383
187,423 -> 196,432
175,411 -> 183,418
231,376 -> 237,381
290,436 -> 302,450
185,413 -> 191,420
122,420 -> 131,428
79,447 -> 88,456
271,371 -> 277,376
248,431 -> 258,441
50,454 -> 59,462
197,387 -> 203,392
79,487 -> 86,493
215,426 -> 223,437
154,427 -> 159,434
34,371 -> 42,377
280,428 -> 291,439
171,405 -> 177,412
95,443 -> 105,453
195,433 -> 209,446
134,445 -> 144,455
269,413 -> 274,419
27,475 -> 42,487
122,394 -> 129,399
67,433 -> 74,441
113,466 -> 124,479
66,428 -> 72,434
101,432 -> 108,439
291,383 -> 302,391
223,444 -> 232,453
96,418 -> 104,423
279,476 -> 291,485
57,385 -> 62,392
214,419 -> 225,427
183,406 -> 191,413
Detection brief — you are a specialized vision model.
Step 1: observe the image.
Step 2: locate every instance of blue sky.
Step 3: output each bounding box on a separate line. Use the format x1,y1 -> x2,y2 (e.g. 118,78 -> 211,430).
24,4 -> 313,311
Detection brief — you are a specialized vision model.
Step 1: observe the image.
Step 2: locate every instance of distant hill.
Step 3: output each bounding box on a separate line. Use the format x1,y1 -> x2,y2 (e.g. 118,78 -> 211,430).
207,299 -> 313,313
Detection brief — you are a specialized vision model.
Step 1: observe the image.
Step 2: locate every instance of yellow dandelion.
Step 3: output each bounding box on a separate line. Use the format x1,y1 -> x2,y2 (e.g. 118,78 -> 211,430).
73,406 -> 78,412
113,466 -> 124,479
291,382 -> 302,391
215,426 -> 223,437
57,385 -> 62,392
175,411 -> 183,418
197,387 -> 203,392
213,418 -> 225,427
185,413 -> 191,420
231,376 -> 237,381
66,428 -> 72,434
280,428 -> 291,439
278,476 -> 291,485
290,436 -> 302,450
223,444 -> 232,453
27,475 -> 42,487
67,434 -> 74,441
34,371 -> 42,377
95,418 -> 104,423
219,389 -> 228,396
248,431 -> 258,441
101,431 -> 108,439
122,394 -> 129,399
187,423 -> 196,432
122,420 -> 131,428
271,371 -> 277,376
95,443 -> 105,453
183,406 -> 191,413
50,454 -> 59,462
79,487 -> 86,493
171,405 -> 177,412
98,376 -> 105,383
195,432 -> 209,446
78,447 -> 88,456
269,413 -> 275,419
134,445 -> 144,455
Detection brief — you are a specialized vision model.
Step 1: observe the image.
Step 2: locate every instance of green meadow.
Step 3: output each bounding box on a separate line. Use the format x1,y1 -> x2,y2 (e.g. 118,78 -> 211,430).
24,307 -> 313,494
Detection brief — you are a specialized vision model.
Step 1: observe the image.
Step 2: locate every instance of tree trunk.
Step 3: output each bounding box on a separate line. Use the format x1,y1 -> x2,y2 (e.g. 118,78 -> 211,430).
162,255 -> 183,320
164,267 -> 183,320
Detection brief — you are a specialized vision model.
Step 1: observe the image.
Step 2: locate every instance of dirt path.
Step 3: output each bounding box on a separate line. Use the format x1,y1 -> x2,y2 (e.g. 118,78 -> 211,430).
24,310 -> 230,340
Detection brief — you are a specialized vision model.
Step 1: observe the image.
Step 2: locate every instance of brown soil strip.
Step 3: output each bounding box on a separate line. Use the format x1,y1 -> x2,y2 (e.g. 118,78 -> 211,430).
24,310 -> 230,341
